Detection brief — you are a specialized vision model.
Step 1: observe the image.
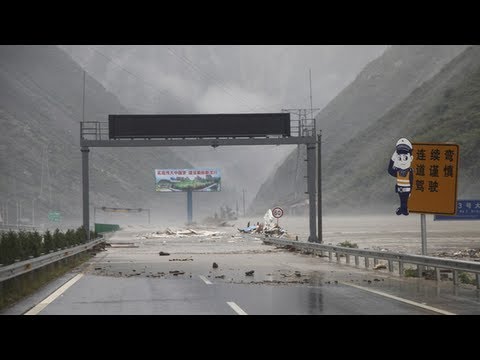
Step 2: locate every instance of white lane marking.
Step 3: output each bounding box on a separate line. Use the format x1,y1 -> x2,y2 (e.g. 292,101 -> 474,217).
339,281 -> 455,315
24,273 -> 84,315
227,301 -> 248,315
198,275 -> 212,285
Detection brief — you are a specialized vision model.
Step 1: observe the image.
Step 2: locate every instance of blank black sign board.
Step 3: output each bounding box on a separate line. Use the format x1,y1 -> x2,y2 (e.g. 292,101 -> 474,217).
108,113 -> 291,139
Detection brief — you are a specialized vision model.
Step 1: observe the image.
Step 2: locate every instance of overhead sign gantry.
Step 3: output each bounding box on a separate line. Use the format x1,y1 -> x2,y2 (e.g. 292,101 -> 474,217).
80,112 -> 319,242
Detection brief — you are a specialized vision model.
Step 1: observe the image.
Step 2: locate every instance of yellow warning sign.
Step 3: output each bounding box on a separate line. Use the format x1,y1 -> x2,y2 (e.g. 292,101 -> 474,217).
408,143 -> 459,215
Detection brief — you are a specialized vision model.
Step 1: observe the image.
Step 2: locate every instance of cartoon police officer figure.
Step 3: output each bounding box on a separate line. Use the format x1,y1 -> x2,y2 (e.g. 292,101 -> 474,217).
388,138 -> 414,215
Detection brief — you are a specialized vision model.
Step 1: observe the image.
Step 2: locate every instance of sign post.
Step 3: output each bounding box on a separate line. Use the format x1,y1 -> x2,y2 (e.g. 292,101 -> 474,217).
409,143 -> 459,256
421,214 -> 427,256
187,190 -> 193,225
272,207 -> 284,227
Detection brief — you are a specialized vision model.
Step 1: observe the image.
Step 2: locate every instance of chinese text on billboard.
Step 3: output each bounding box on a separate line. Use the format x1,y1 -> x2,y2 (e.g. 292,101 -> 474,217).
155,169 -> 221,192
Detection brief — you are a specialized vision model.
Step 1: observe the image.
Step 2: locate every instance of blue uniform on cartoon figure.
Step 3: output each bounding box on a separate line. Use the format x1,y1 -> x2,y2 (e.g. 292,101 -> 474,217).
388,138 -> 414,216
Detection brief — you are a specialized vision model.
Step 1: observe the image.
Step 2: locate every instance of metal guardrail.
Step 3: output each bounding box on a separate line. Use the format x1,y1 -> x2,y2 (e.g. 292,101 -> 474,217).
0,237 -> 105,283
0,224 -> 37,231
264,238 -> 480,289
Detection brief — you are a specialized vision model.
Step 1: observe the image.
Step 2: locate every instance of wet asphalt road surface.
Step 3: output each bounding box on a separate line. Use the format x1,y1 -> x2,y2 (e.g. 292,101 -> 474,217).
32,275 -> 437,315
3,217 -> 480,315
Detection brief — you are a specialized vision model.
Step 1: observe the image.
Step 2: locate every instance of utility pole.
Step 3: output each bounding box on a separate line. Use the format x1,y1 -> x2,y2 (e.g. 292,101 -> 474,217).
242,189 -> 246,217
82,70 -> 86,123
32,198 -> 35,227
317,131 -> 322,243
309,68 -> 314,119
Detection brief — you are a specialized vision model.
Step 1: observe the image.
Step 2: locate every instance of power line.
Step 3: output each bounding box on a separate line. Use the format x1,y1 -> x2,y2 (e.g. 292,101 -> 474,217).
165,46 -> 261,112
308,69 -> 313,113
248,88 -> 318,113
82,70 -> 86,122
87,46 -> 314,115
86,46 -> 193,110
165,46 -> 277,113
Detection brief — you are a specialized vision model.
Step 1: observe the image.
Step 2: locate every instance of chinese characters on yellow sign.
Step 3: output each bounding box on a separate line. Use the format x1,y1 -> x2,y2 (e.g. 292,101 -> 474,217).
408,143 -> 459,215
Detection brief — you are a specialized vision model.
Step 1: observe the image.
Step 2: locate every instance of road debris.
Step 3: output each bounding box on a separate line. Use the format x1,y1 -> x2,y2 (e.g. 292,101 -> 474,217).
140,228 -> 225,239
433,248 -> 480,260
169,258 -> 193,261
245,270 -> 255,276
169,270 -> 185,275
215,275 -> 225,279
159,251 -> 170,256
212,262 -> 218,268
238,225 -> 258,233
165,229 -> 175,235
373,263 -> 387,270
237,209 -> 288,238
107,243 -> 139,248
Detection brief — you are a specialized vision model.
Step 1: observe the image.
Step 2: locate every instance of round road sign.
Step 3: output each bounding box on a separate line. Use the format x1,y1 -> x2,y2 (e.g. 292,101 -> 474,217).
272,207 -> 284,219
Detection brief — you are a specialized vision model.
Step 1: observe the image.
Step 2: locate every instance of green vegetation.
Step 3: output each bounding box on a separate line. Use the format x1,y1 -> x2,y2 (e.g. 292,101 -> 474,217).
156,177 -> 221,191
0,251 -> 93,310
459,272 -> 476,285
321,46 -> 480,209
0,227 -> 95,266
251,46 -> 468,214
337,241 -> 358,248
171,178 -> 220,191
404,268 -> 419,277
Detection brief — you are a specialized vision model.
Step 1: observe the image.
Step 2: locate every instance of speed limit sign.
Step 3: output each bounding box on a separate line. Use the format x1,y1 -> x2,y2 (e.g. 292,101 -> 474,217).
272,207 -> 284,219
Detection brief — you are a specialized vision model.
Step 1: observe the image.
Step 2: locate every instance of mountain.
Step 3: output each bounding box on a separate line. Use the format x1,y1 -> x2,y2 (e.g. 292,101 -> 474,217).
59,45 -> 387,210
251,45 -> 469,214
0,45 -> 193,227
322,45 -> 480,212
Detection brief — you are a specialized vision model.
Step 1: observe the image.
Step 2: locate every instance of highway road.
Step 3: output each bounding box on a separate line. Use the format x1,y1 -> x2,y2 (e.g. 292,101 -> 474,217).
2,216 -> 480,315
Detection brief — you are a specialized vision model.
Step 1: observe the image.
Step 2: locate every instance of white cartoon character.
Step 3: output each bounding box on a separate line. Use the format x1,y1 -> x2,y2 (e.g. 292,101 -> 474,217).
388,138 -> 414,215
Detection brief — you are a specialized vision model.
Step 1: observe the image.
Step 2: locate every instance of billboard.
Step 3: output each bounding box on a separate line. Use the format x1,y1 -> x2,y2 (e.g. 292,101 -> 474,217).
408,143 -> 459,215
155,169 -> 221,192
109,113 -> 290,139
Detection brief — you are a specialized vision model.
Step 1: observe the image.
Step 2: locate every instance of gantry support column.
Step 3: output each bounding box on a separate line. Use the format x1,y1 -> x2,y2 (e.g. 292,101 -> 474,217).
81,146 -> 90,241
306,142 -> 317,242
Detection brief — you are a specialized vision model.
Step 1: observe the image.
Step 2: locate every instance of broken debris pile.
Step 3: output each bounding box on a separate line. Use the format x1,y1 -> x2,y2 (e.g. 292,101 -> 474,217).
433,248 -> 480,261
139,228 -> 225,239
238,209 -> 288,238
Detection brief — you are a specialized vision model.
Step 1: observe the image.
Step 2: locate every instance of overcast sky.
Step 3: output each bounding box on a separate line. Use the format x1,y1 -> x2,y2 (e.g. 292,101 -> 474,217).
59,45 -> 389,205
60,45 -> 388,113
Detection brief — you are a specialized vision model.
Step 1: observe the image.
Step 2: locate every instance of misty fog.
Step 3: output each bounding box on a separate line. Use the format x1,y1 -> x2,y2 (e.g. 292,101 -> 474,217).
58,45 -> 388,208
